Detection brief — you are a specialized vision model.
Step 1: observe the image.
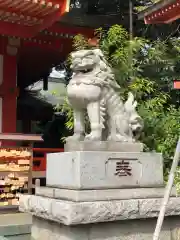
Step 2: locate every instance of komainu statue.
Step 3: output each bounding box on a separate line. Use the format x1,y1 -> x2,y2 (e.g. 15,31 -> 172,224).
66,48 -> 143,142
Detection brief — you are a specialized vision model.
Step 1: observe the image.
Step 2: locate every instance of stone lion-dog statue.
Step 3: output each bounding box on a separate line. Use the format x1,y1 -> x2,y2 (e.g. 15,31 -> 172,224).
66,48 -> 143,142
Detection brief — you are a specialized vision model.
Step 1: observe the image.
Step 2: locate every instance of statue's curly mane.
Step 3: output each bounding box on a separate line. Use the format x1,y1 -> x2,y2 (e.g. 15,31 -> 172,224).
71,49 -> 120,89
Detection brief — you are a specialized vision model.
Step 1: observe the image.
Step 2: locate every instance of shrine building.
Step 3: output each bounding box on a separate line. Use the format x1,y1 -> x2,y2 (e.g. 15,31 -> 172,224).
0,0 -> 93,138
138,0 -> 180,24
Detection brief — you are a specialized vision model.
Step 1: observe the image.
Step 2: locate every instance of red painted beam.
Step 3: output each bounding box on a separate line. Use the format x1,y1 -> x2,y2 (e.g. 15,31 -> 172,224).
144,0 -> 180,24
33,148 -> 64,152
0,21 -> 37,38
33,147 -> 64,171
1,54 -> 17,146
48,23 -> 94,38
21,37 -> 71,54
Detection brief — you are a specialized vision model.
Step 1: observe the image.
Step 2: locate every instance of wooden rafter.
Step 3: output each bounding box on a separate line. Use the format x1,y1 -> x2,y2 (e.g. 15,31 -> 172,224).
0,0 -> 70,37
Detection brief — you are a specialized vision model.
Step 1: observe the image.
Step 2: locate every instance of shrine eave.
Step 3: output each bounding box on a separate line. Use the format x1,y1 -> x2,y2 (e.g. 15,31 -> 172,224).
0,0 -> 70,38
138,0 -> 180,24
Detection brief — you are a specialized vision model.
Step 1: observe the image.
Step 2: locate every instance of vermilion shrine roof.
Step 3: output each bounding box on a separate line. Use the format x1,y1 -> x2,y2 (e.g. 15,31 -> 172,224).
0,0 -> 70,37
138,0 -> 180,24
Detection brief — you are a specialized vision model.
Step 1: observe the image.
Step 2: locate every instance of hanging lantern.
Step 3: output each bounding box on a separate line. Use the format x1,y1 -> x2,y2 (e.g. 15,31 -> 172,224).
88,37 -> 100,47
173,80 -> 180,89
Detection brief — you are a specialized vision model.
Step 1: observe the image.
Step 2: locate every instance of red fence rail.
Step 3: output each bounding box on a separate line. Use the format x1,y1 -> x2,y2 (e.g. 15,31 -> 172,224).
33,148 -> 64,171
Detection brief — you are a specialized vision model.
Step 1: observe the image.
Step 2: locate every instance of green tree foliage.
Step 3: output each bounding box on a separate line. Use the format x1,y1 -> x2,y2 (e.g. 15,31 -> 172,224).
61,25 -> 180,168
69,0 -> 180,40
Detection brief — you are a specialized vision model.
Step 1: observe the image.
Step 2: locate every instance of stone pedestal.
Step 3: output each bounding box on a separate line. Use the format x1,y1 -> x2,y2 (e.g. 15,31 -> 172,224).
19,146 -> 180,240
46,151 -> 164,189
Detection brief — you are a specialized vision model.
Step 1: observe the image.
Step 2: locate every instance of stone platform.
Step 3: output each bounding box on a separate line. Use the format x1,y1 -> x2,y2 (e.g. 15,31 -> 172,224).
46,151 -> 163,189
20,194 -> 180,226
19,194 -> 180,240
65,141 -> 144,152
35,186 -> 177,202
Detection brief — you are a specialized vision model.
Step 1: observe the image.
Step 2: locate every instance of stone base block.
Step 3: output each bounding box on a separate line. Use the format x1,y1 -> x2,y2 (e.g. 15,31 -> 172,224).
46,151 -> 163,189
19,194 -> 180,226
35,186 -> 177,202
65,141 -> 143,152
31,215 -> 180,240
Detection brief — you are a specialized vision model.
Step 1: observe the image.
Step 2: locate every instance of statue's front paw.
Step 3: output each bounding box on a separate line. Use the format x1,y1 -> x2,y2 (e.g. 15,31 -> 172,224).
108,135 -> 134,142
85,132 -> 101,141
66,134 -> 85,142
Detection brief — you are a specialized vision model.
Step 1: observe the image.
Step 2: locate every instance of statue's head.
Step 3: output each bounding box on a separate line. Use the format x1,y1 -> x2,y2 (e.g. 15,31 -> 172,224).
71,49 -> 107,72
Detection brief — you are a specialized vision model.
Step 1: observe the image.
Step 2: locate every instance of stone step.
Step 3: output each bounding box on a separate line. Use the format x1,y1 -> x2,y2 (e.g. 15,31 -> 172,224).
0,236 -> 7,240
0,213 -> 32,239
35,186 -> 177,202
4,234 -> 31,240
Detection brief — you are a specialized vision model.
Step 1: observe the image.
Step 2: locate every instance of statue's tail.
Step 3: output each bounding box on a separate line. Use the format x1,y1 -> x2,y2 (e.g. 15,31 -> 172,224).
100,88 -> 143,140
124,92 -> 144,137
124,92 -> 137,113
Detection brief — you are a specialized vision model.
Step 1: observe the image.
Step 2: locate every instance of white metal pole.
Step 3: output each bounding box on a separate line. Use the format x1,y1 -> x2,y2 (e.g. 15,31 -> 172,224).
153,137 -> 180,240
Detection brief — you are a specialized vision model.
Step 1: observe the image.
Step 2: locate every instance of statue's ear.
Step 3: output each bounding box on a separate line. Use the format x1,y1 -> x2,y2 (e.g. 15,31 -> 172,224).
94,49 -> 104,57
133,101 -> 137,108
128,92 -> 134,102
71,51 -> 76,59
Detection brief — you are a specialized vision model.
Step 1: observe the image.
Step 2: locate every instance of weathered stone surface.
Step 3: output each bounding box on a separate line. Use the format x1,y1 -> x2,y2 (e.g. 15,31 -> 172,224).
64,141 -> 143,152
31,216 -> 88,240
36,187 -> 55,198
31,216 -> 173,240
171,219 -> 180,240
19,195 -> 180,226
139,198 -> 180,218
46,151 -> 163,189
35,186 -> 177,202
